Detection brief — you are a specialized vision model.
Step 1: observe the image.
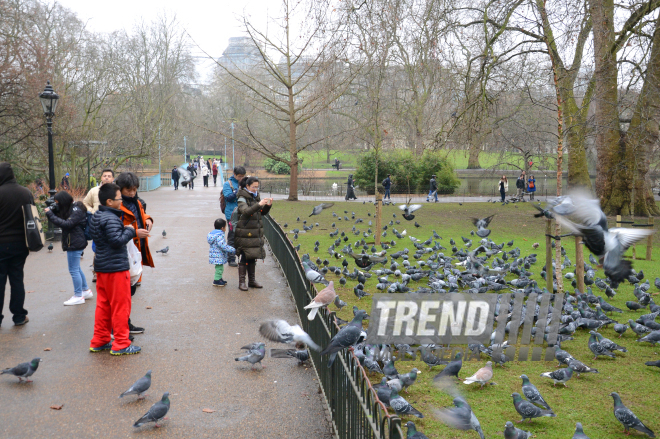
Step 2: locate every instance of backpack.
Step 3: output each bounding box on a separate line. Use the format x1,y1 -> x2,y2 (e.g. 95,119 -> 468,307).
220,180 -> 234,211
22,204 -> 45,251
83,211 -> 93,241
382,178 -> 388,186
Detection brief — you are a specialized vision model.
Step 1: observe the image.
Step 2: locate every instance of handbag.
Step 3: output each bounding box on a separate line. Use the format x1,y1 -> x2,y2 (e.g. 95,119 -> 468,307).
127,239 -> 143,285
22,204 -> 45,252
220,180 -> 233,211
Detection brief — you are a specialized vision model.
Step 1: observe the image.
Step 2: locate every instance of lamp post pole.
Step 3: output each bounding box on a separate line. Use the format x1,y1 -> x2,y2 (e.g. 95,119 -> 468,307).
184,136 -> 187,163
231,122 -> 235,169
224,135 -> 227,170
39,81 -> 59,241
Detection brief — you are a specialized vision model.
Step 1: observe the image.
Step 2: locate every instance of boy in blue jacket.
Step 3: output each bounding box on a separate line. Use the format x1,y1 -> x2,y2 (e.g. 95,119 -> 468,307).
208,218 -> 235,287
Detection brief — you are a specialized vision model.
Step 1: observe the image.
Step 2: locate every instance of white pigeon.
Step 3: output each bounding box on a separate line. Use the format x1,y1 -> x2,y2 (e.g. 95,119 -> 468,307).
259,319 -> 321,351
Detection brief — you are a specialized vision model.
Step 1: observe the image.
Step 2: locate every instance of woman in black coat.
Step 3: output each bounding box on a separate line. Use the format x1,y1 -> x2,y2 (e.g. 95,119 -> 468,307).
345,174 -> 357,200
45,191 -> 91,306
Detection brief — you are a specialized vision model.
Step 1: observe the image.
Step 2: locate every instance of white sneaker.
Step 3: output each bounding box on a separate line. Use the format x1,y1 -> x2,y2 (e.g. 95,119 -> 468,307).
64,295 -> 85,306
82,290 -> 93,300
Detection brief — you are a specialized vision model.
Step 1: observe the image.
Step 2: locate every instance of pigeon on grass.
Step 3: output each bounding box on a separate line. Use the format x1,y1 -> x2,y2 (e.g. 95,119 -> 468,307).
258,319 -> 320,351
134,392 -> 170,428
390,388 -> 424,418
120,370 -> 152,399
504,421 -> 532,439
610,392 -> 655,437
520,374 -> 551,410
1,358 -> 41,383
463,361 -> 493,389
540,366 -> 573,387
511,392 -> 556,422
404,421 -> 429,439
572,422 -> 590,439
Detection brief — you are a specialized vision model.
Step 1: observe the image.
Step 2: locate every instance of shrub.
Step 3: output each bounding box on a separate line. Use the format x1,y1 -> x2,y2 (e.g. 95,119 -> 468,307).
264,153 -> 302,175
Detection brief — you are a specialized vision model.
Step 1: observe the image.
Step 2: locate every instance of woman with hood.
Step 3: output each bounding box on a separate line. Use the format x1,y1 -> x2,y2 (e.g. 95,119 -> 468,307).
345,174 -> 357,200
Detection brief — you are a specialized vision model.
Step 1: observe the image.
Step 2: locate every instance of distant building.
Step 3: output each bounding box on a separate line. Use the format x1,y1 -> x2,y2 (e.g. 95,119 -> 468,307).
217,37 -> 261,70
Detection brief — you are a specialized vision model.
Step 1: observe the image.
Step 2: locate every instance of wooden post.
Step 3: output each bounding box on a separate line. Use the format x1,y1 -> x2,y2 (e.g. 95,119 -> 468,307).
375,192 -> 382,245
575,236 -> 585,294
647,217 -> 654,261
616,215 -> 622,228
546,219 -> 553,292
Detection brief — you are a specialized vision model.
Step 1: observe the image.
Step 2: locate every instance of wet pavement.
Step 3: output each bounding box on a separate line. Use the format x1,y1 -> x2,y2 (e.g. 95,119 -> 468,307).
0,184 -> 333,438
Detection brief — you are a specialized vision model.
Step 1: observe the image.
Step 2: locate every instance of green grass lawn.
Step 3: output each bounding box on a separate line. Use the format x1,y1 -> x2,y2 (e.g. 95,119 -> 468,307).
269,200 -> 659,439
443,150 -> 558,171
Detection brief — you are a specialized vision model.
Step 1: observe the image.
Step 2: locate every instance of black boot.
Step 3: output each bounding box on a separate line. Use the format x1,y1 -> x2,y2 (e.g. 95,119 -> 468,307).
247,261 -> 263,288
238,264 -> 248,291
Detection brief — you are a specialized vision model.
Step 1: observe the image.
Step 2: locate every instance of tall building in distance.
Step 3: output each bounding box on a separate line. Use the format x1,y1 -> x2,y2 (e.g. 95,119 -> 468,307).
217,37 -> 261,70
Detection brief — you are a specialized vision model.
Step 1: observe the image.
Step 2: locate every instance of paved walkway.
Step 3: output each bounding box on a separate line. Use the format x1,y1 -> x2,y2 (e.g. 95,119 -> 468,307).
0,184 -> 332,438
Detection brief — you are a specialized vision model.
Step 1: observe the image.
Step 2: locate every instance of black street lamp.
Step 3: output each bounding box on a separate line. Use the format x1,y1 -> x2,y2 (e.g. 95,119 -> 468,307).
39,81 -> 59,240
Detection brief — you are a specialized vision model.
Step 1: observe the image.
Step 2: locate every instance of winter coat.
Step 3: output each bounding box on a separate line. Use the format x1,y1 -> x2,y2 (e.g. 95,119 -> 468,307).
207,229 -> 235,265
46,201 -> 88,251
89,205 -> 136,273
382,177 -> 391,189
429,178 -> 438,192
171,168 -> 179,181
212,164 -> 218,176
202,167 -> 209,177
222,176 -> 241,219
0,162 -> 35,244
499,180 -> 508,193
234,188 -> 272,260
83,185 -> 102,213
516,177 -> 525,189
528,178 -> 536,192
120,197 -> 154,268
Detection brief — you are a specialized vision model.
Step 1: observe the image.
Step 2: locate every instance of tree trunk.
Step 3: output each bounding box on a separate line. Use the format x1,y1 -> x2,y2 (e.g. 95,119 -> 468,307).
562,94 -> 592,190
288,87 -> 298,201
467,141 -> 481,169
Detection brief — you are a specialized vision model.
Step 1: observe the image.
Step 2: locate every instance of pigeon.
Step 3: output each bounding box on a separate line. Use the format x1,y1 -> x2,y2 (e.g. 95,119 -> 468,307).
133,392 -> 170,428
310,202 -> 334,217
520,374 -> 551,410
235,342 -> 266,369
511,392 -> 556,422
626,301 -> 645,311
120,370 -> 152,399
333,295 -> 347,310
320,311 -> 368,367
47,243 -> 53,252
434,352 -> 462,380
383,360 -> 399,379
470,215 -> 495,238
1,358 -> 41,382
390,388 -> 424,418
629,319 -> 652,337
614,323 -> 629,337
399,203 -> 422,221
270,348 -> 310,365
637,330 -> 660,345
259,320 -> 320,351
397,368 -> 421,392
433,395 -> 484,438
404,421 -> 429,439
572,422 -> 590,439
645,360 -> 660,368
610,392 -> 655,437
462,361 -> 493,389
504,420 -> 532,439
540,366 -> 573,387
420,347 -> 448,369
567,359 -> 598,377
588,331 -> 616,360
155,246 -> 169,254
302,261 -> 329,286
162,230 -> 166,237
303,281 -> 336,320
593,331 -> 627,352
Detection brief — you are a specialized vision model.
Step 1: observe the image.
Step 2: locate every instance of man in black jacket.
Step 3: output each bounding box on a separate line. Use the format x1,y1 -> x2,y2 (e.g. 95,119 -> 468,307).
0,162 -> 34,326
171,166 -> 179,190
516,173 -> 525,200
382,174 -> 391,200
426,175 -> 438,202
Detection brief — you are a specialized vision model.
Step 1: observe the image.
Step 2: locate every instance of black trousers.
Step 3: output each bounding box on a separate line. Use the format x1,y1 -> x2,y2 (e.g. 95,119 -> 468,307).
213,174 -> 217,185
203,176 -> 209,187
227,221 -> 236,263
173,179 -> 179,190
0,241 -> 29,325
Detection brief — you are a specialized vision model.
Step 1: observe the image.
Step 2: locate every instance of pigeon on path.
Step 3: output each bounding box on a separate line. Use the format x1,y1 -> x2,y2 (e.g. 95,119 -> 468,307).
540,366 -> 573,387
162,230 -> 166,238
320,310 -> 368,367
310,203 -> 334,217
520,374 -> 551,410
303,281 -> 336,320
610,392 -> 655,437
463,361 -> 493,389
235,342 -> 266,369
259,320 -> 320,351
1,358 -> 41,382
572,422 -> 590,439
155,246 -> 169,254
134,392 -> 170,428
511,392 -> 556,422
120,370 -> 152,399
503,420 -> 532,439
270,348 -> 310,365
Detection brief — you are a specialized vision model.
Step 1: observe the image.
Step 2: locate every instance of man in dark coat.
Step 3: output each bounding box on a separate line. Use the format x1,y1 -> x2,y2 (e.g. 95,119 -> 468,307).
516,173 -> 525,200
426,175 -> 438,202
0,163 -> 34,327
171,166 -> 180,190
382,174 -> 392,200
345,175 -> 357,200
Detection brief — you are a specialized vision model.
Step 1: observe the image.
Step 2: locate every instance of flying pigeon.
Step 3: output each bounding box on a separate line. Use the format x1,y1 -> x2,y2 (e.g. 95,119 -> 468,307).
235,342 -> 266,369
470,215 -> 495,238
320,311 -> 368,367
540,366 -> 573,387
462,361 -> 493,389
399,203 -> 422,221
504,421 -> 532,439
258,320 -> 320,351
120,370 -> 152,399
610,392 -> 655,437
511,392 -> 556,422
155,246 -> 169,254
134,392 -> 170,428
1,358 -> 41,382
433,396 -> 484,438
303,281 -> 336,320
520,374 -> 551,410
309,202 -> 334,217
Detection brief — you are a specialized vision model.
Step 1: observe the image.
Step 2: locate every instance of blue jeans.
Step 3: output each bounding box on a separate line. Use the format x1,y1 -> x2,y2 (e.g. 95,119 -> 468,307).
384,188 -> 390,199
427,190 -> 438,201
67,250 -> 88,296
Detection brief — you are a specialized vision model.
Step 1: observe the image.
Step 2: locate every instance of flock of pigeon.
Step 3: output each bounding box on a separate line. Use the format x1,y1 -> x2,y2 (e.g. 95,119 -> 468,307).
252,193 -> 658,438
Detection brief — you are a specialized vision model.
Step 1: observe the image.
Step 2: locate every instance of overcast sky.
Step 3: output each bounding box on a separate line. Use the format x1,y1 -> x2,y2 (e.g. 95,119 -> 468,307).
55,0 -> 270,82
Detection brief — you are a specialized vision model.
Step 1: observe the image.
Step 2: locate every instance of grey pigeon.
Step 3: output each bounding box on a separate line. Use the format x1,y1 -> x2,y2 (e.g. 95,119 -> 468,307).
433,352 -> 462,380
155,246 -> 169,254
470,215 -> 495,238
433,396 -> 484,438
120,370 -> 152,399
397,368 -> 421,392
645,360 -> 660,368
405,421 -> 429,439
162,229 -> 166,237
614,323 -> 629,337
302,262 -> 329,286
235,342 -> 266,369
610,392 -> 655,437
134,392 -> 170,428
512,392 -> 556,422
588,331 -> 615,360
540,366 -> 573,387
420,347 -> 448,369
389,388 -> 424,418
310,202 -> 334,217
320,311 -> 368,367
593,332 -> 627,352
520,374 -> 551,410
567,359 -> 598,377
637,330 -> 660,345
572,422 -> 590,439
270,348 -> 310,365
259,320 -> 320,351
333,295 -> 347,310
399,203 -> 422,221
1,358 -> 41,382
503,420 -> 532,439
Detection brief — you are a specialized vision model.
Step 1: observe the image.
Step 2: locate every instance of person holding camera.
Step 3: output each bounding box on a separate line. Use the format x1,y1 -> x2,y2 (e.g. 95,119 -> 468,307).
45,191 -> 92,306
234,176 -> 272,291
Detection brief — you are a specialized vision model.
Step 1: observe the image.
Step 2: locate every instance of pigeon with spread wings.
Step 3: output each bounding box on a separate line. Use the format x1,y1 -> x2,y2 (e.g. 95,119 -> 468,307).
259,319 -> 321,351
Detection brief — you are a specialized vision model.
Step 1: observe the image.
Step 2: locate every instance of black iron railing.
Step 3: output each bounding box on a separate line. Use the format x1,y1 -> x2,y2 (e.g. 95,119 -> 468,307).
263,215 -> 403,439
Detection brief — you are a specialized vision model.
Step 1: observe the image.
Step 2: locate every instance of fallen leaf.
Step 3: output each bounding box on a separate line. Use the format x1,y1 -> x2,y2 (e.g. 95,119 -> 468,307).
27,290 -> 35,293
44,348 -> 52,351
146,306 -> 152,309
202,408 -> 215,413
50,404 -> 63,410
59,290 -> 66,292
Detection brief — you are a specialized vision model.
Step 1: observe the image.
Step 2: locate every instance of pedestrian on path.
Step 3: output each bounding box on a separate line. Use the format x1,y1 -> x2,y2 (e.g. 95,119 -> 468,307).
116,172 -> 153,335
223,166 -> 246,267
426,175 -> 438,202
0,162 -> 34,327
212,162 -> 218,186
499,175 -> 508,202
172,166 -> 179,190
202,166 -> 209,187
528,175 -> 536,200
516,173 -> 525,200
208,218 -> 235,287
345,174 -> 357,200
382,174 -> 391,200
188,163 -> 196,190
83,168 -> 115,283
235,176 -> 272,291
45,191 -> 92,306
88,183 -> 140,355
61,173 -> 70,190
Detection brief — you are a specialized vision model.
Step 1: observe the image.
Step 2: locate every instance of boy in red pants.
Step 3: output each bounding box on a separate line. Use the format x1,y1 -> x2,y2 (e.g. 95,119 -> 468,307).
87,183 -> 141,355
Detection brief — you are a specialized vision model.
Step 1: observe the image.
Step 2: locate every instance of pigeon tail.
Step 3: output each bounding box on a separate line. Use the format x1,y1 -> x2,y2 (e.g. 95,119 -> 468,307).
307,307 -> 319,321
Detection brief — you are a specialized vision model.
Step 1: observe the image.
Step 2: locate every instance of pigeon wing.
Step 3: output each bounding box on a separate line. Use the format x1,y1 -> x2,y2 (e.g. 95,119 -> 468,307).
259,320 -> 294,344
